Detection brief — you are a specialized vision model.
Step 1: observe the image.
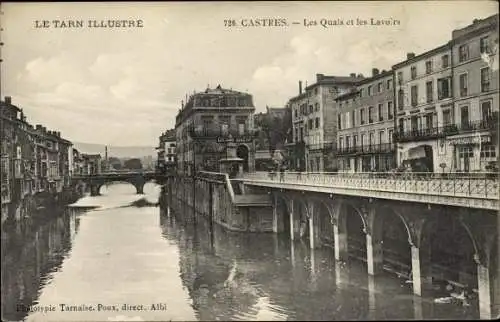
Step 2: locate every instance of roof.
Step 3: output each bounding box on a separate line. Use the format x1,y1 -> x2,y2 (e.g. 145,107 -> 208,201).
335,89 -> 360,101
199,84 -> 250,96
392,42 -> 451,69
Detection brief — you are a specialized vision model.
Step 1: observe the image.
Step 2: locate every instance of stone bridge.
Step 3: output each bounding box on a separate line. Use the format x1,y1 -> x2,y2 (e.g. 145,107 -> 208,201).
72,171 -> 173,196
236,171 -> 499,319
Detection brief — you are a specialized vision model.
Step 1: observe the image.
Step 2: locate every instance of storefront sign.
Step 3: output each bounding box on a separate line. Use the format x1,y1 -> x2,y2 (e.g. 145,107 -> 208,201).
217,136 -> 253,144
448,135 -> 490,145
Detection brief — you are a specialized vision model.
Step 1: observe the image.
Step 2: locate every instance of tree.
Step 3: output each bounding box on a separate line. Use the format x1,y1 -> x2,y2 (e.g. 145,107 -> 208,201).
261,109 -> 292,157
108,157 -> 122,170
123,158 -> 142,170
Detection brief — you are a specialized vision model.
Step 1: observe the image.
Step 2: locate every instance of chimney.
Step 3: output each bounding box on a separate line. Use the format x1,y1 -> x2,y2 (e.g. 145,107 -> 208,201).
181,100 -> 184,109
36,124 -> 42,130
372,68 -> 379,76
42,126 -> 46,133
350,73 -> 356,78
299,81 -> 303,94
5,96 -> 11,104
473,19 -> 479,24
57,131 -> 61,137
316,74 -> 324,81
407,52 -> 416,60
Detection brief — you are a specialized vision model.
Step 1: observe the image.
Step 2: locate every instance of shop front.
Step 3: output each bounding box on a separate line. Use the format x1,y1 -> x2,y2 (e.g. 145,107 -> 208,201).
448,134 -> 493,172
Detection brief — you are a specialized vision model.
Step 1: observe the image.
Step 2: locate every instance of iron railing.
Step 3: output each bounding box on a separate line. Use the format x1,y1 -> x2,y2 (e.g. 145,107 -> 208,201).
242,171 -> 499,200
188,125 -> 258,139
395,115 -> 498,143
336,143 -> 394,155
308,142 -> 334,151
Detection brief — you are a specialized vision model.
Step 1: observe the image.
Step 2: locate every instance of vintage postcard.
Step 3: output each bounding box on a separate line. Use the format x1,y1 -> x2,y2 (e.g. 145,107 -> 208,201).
1,1 -> 499,321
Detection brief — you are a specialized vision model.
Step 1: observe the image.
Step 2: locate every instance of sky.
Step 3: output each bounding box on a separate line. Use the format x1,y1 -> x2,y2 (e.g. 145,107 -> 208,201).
1,1 -> 498,146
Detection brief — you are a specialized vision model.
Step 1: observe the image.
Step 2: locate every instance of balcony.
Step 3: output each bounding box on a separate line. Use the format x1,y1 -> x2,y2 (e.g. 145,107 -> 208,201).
336,143 -> 394,155
308,142 -> 334,151
395,115 -> 498,143
188,125 -> 258,140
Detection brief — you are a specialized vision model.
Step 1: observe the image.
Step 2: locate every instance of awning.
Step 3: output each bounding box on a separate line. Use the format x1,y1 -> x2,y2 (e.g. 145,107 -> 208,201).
406,146 -> 426,160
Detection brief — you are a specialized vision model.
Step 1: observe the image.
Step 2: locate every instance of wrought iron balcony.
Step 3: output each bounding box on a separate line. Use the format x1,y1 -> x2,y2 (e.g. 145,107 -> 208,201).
395,114 -> 498,143
188,125 -> 258,140
308,142 -> 334,151
336,143 -> 395,155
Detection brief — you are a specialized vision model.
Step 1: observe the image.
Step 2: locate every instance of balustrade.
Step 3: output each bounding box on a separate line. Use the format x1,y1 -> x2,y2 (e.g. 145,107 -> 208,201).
243,171 -> 499,199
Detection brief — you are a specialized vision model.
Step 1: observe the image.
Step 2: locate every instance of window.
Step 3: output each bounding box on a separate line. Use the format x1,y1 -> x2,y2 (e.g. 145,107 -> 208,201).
442,109 -> 452,126
442,55 -> 449,68
379,131 -> 385,144
339,137 -> 344,149
308,119 -> 313,130
460,105 -> 469,127
411,66 -> 417,79
459,73 -> 468,97
425,60 -> 433,74
411,116 -> 418,132
294,109 -> 297,118
377,82 -> 383,93
238,122 -> 245,135
397,71 -> 403,84
368,106 -> 374,123
361,133 -> 366,147
359,88 -> 364,97
346,136 -> 350,148
315,117 -> 320,128
481,100 -> 492,121
426,81 -> 433,103
398,118 -> 404,133
459,146 -> 474,158
315,103 -> 320,111
353,135 -> 357,147
411,85 -> 418,107
438,78 -> 451,99
387,79 -> 393,90
481,67 -> 490,92
378,104 -> 383,121
459,44 -> 469,62
388,129 -> 393,143
295,128 -> 299,142
315,87 -> 318,95
398,89 -> 404,110
368,85 -> 372,96
388,101 -> 393,119
338,114 -> 342,129
309,105 -> 313,113
424,113 -> 433,129
360,109 -> 365,125
369,132 -> 375,146
351,111 -> 355,127
480,37 -> 490,54
481,144 -> 496,158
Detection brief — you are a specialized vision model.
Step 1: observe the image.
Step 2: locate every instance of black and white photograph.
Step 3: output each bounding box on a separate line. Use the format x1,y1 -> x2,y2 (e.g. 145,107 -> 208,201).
0,1 -> 499,321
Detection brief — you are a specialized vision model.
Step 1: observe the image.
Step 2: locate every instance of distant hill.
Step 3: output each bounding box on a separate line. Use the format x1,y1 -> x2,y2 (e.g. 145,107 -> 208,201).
72,141 -> 157,159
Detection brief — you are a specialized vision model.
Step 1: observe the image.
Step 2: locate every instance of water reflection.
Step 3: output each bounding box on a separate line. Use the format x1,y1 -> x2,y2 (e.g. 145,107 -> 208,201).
0,182 -> 480,322
164,207 -> 480,321
1,208 -> 77,321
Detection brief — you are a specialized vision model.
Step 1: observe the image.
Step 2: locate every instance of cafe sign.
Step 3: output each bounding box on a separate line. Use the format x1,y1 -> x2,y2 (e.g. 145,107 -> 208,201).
217,136 -> 253,144
448,135 -> 491,145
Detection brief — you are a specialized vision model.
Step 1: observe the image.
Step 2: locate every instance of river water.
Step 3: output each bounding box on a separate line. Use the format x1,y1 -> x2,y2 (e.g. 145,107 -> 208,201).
1,183 -> 478,321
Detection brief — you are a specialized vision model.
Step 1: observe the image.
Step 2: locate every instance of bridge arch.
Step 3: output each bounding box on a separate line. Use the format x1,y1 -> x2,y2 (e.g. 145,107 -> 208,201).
419,210 -> 481,293
337,201 -> 368,262
371,204 -> 414,274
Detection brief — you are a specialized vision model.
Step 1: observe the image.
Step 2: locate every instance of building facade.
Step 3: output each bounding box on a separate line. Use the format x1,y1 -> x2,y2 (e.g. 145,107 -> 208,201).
289,74 -> 364,172
81,154 -> 102,175
336,69 -> 396,172
450,14 -> 499,172
156,129 -> 177,173
393,45 -> 454,172
1,96 -> 73,221
393,14 -> 498,173
175,85 -> 256,177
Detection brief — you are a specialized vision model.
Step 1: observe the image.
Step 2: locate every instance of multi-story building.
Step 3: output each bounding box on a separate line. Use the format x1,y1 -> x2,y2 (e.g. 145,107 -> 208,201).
1,96 -> 73,220
175,85 -> 256,176
254,106 -> 292,170
156,129 -> 177,173
450,14 -> 499,172
336,68 -> 396,172
393,14 -> 498,173
288,73 -> 364,172
393,44 -> 454,172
